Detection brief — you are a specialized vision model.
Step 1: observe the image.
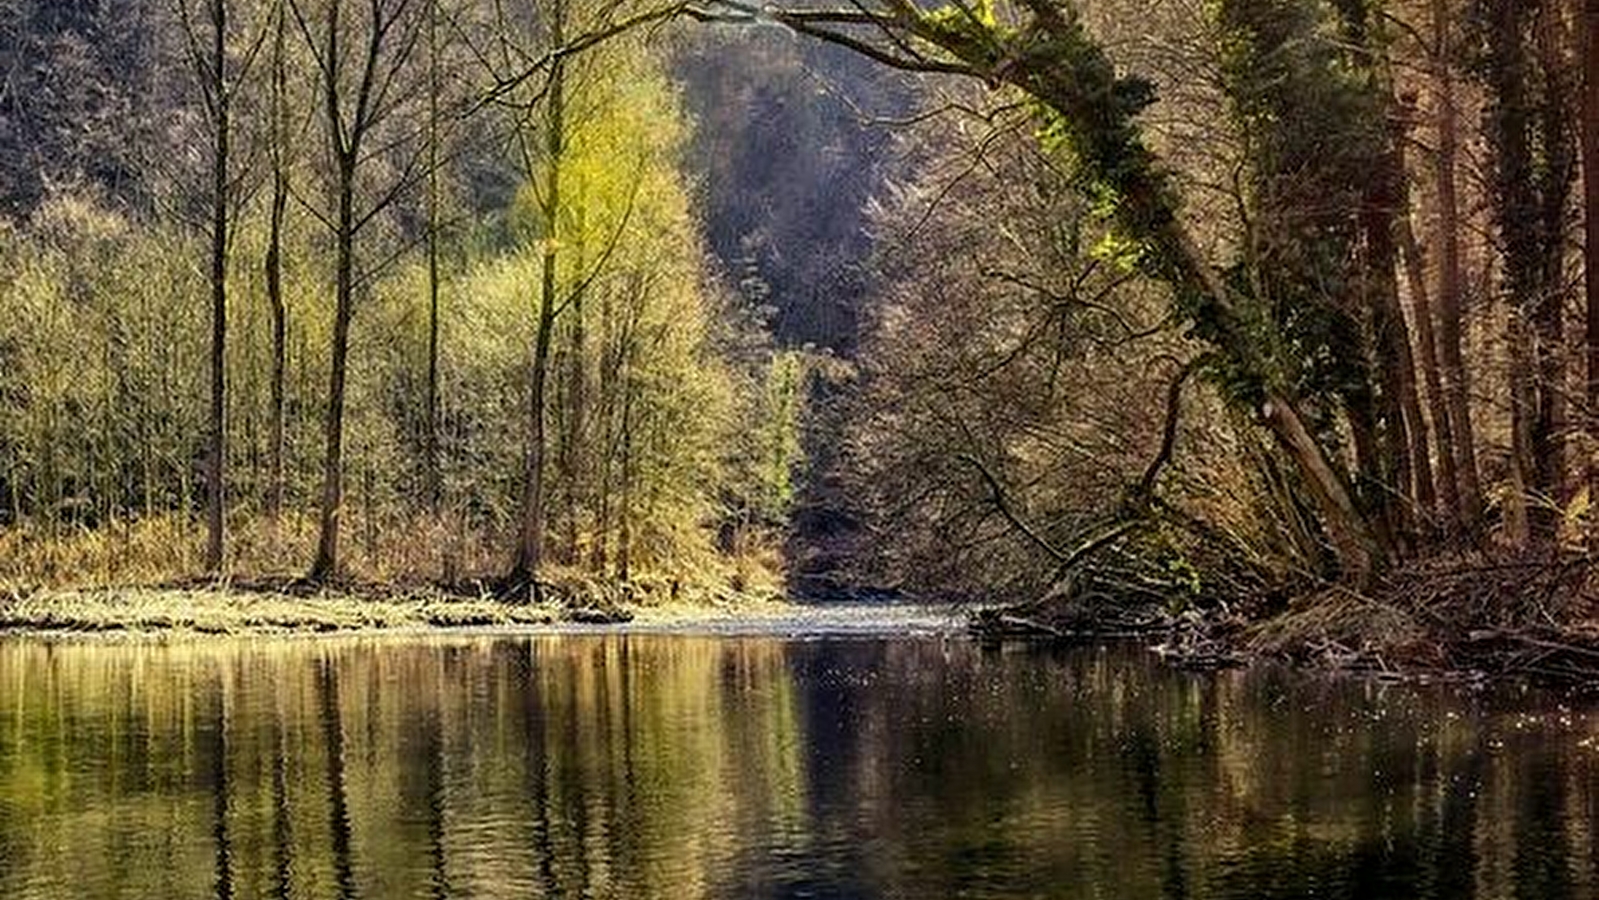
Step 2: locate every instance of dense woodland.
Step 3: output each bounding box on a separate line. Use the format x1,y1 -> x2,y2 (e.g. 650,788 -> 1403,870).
5,0 -> 1599,628
0,0 -> 840,596
833,0 -> 1599,630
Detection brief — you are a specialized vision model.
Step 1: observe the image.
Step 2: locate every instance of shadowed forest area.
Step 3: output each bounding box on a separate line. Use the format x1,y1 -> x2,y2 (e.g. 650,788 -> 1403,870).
4,0 -> 1599,672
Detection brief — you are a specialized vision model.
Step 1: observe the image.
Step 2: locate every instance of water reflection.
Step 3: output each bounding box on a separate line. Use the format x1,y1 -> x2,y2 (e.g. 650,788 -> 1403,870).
0,636 -> 1596,899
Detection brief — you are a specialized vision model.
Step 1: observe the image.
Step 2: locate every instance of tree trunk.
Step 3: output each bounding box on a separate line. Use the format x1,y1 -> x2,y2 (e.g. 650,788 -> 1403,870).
512,296 -> 557,590
311,163 -> 356,582
205,0 -> 229,575
1585,0 -> 1599,506
266,1 -> 289,529
1507,309 -> 1536,546
1397,174 -> 1460,531
563,211 -> 587,564
1263,391 -> 1380,582
509,17 -> 565,594
1488,0 -> 1540,547
1432,0 -> 1485,531
263,0 -> 289,530
267,179 -> 287,527
591,285 -> 616,575
1533,0 -> 1576,532
424,0 -> 442,515
1362,128 -> 1433,548
618,365 -> 633,584
1484,0 -> 1575,545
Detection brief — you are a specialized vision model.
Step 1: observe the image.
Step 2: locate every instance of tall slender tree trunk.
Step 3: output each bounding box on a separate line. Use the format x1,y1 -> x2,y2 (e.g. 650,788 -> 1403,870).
424,0 -> 442,515
311,163 -> 356,582
1484,0 -> 1576,545
1363,130 -> 1433,548
591,286 -> 616,575
267,185 -> 287,525
1380,93 -> 1439,536
1585,0 -> 1599,505
563,211 -> 587,564
1396,163 -> 1460,530
205,0 -> 229,575
1533,1 -> 1576,528
1486,0 -> 1540,547
1432,0 -> 1484,531
509,7 -> 565,594
305,0 -> 414,582
266,2 -> 288,529
1508,310 -> 1537,546
618,361 -> 633,584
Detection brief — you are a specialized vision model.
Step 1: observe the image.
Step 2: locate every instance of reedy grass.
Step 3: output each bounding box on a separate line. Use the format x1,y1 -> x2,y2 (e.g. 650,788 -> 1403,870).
0,512 -> 791,636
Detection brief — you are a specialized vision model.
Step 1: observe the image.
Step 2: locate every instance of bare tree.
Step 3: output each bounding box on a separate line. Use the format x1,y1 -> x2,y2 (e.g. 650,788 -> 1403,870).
178,0 -> 265,574
265,0 -> 295,529
288,0 -> 428,581
1584,0 -> 1599,506
424,0 -> 444,514
1431,0 -> 1483,531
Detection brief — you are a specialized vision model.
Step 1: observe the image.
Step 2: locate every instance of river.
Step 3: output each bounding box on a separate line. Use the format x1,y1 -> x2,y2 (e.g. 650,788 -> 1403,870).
0,616 -> 1596,898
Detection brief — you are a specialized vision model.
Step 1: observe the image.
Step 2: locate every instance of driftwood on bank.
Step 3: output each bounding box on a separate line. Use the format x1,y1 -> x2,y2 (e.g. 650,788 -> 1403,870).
1248,552 -> 1599,684
968,591 -> 1166,640
1460,627 -> 1599,682
971,550 -> 1599,686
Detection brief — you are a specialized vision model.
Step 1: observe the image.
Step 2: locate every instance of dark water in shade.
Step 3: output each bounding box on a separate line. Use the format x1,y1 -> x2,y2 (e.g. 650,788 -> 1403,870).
1,635 -> 1598,899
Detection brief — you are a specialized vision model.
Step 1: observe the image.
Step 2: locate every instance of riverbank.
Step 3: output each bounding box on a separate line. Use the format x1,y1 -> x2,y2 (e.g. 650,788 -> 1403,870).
1245,554 -> 1599,683
0,575 -> 718,637
0,579 -> 962,639
21,551 -> 1599,688
972,551 -> 1599,685
0,586 -> 567,636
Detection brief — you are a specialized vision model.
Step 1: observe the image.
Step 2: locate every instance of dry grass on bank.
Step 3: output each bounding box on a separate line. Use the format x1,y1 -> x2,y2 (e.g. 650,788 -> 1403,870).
0,578 -> 798,638
0,513 -> 792,637
0,513 -> 518,591
0,587 -> 562,636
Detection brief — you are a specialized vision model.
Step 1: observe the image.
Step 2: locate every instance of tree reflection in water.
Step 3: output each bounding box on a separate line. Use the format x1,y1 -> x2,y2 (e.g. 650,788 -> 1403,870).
0,636 -> 1594,899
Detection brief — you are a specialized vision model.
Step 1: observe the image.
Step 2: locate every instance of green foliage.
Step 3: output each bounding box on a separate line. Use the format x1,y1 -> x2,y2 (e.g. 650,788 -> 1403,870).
1213,0 -> 1385,416
737,351 -> 809,526
0,197 -> 207,526
0,27 -> 802,590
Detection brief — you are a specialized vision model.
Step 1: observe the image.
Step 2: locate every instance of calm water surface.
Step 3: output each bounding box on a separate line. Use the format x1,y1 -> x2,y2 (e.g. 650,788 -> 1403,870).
1,633 -> 1597,899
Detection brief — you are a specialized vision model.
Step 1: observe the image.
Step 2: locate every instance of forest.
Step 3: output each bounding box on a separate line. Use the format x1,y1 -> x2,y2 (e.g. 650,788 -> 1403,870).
0,0 -> 843,605
3,0 -> 1599,668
